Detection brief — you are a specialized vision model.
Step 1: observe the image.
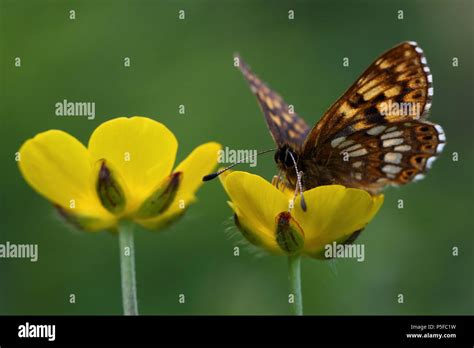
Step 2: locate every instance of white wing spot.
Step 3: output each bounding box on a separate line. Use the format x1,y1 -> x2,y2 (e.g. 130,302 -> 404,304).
384,152 -> 403,164
385,126 -> 397,132
428,87 -> 434,96
338,140 -> 356,149
354,172 -> 362,180
434,124 -> 446,141
415,47 -> 423,54
436,143 -> 445,153
426,156 -> 437,169
381,131 -> 404,140
421,57 -> 427,64
394,145 -> 412,152
382,164 -> 402,174
344,144 -> 363,152
414,173 -> 425,181
383,138 -> 404,147
331,136 -> 346,148
352,161 -> 363,168
348,148 -> 368,157
366,125 -> 386,135
427,74 -> 433,83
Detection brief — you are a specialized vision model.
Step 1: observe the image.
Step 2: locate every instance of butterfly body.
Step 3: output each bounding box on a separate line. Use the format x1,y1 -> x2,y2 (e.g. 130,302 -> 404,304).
274,145 -> 334,189
237,41 -> 446,195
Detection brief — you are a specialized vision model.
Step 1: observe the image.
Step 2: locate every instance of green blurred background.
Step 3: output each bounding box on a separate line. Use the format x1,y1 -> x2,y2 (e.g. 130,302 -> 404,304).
1,0 -> 473,315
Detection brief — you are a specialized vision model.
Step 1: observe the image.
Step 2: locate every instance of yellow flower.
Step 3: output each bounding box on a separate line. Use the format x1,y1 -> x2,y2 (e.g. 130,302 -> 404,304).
220,171 -> 384,259
18,116 -> 221,232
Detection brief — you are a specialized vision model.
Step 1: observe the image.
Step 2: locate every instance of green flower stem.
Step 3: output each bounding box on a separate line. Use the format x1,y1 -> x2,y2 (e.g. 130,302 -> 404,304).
118,220 -> 138,315
288,254 -> 303,315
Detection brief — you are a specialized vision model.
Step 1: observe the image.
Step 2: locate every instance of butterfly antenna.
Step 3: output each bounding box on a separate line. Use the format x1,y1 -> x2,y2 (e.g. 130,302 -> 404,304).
288,151 -> 307,212
202,148 -> 276,182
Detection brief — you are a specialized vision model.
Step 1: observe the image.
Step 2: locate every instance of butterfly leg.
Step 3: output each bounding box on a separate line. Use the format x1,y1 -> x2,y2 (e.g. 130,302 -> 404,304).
271,175 -> 280,188
271,171 -> 285,191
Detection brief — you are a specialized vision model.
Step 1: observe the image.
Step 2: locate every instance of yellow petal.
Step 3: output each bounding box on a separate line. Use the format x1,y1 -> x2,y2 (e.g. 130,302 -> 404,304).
173,142 -> 222,203
88,117 -> 178,213
136,207 -> 186,231
18,130 -> 115,230
136,142 -> 221,230
271,175 -> 294,198
292,185 -> 384,257
217,167 -> 233,186
222,171 -> 290,253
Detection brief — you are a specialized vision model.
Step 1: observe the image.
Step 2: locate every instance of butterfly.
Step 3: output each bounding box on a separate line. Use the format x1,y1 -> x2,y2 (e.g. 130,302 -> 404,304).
232,41 -> 446,197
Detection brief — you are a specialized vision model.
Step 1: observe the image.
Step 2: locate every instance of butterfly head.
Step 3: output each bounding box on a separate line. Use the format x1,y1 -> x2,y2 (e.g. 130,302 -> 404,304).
274,144 -> 302,191
274,144 -> 299,170
274,144 -> 307,211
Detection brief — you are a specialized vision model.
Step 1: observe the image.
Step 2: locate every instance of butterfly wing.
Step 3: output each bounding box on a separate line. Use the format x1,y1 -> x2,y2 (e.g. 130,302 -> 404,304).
303,41 -> 434,152
235,54 -> 310,150
313,120 -> 446,193
300,42 -> 444,192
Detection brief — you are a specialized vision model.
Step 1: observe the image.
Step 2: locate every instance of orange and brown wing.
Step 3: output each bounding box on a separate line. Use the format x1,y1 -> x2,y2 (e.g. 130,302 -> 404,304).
303,41 -> 434,154
309,121 -> 446,193
235,54 -> 310,150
